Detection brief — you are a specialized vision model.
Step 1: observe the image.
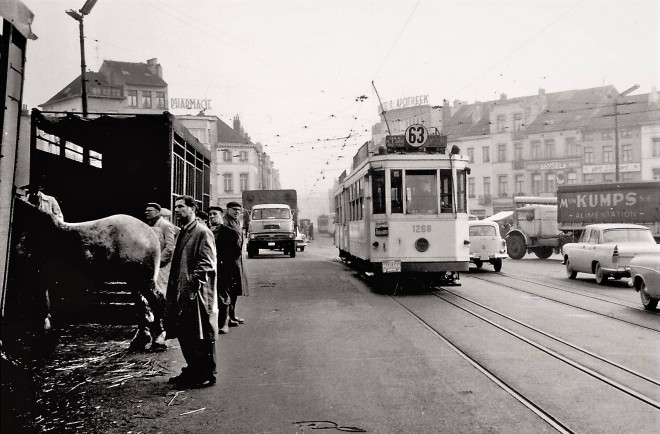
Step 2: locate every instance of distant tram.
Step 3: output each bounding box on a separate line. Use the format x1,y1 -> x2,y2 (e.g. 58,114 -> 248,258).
333,127 -> 471,288
317,214 -> 332,234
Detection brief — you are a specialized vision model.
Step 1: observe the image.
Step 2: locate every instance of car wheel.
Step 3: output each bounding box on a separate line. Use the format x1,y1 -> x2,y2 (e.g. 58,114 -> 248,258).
299,246 -> 305,252
566,259 -> 577,279
507,235 -> 526,260
534,247 -> 553,259
595,263 -> 608,285
474,259 -> 483,269
640,281 -> 659,310
492,259 -> 502,272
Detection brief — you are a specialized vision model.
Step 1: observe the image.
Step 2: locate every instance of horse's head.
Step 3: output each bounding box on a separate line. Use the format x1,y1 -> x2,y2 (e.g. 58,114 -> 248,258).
16,189 -> 64,229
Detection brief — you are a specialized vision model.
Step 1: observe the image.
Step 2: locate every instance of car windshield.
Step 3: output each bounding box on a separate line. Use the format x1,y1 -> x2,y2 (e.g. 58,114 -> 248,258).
252,208 -> 291,220
470,225 -> 497,236
602,229 -> 655,244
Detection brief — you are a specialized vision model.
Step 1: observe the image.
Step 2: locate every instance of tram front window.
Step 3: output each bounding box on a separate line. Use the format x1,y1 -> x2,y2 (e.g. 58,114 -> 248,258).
406,170 -> 438,214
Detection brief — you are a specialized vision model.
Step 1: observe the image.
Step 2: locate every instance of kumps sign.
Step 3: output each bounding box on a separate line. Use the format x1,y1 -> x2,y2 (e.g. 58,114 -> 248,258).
170,97 -> 213,111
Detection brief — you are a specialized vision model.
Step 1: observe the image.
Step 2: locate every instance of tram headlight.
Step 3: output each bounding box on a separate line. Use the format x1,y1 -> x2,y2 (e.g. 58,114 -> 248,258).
415,238 -> 429,252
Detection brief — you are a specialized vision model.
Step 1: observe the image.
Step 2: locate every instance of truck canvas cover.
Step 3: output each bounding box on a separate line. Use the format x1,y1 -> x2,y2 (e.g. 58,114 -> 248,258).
557,182 -> 660,228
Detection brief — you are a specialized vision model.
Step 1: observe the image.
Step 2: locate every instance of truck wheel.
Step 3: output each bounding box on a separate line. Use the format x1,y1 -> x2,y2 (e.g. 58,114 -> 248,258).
507,235 -> 526,260
247,246 -> 257,258
492,259 -> 502,272
474,259 -> 483,269
534,247 -> 553,259
565,259 -> 577,279
289,242 -> 296,258
594,263 -> 608,285
299,246 -> 305,252
640,281 -> 659,310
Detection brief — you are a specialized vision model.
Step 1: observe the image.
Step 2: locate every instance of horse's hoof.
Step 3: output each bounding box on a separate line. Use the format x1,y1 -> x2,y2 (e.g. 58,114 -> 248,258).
150,342 -> 167,352
153,332 -> 166,346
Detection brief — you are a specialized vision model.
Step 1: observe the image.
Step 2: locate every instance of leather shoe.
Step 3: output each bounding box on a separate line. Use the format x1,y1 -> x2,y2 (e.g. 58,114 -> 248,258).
218,324 -> 229,334
168,369 -> 192,385
232,317 -> 245,324
228,319 -> 239,327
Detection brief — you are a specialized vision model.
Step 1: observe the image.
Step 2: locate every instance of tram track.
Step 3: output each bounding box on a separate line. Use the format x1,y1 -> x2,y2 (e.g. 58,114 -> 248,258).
467,273 -> 660,333
499,270 -> 642,307
386,288 -> 660,433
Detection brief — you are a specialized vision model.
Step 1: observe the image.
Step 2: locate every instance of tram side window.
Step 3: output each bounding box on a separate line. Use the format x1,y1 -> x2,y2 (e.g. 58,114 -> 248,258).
440,170 -> 453,213
456,169 -> 467,213
406,170 -> 437,214
391,170 -> 403,213
372,170 -> 386,214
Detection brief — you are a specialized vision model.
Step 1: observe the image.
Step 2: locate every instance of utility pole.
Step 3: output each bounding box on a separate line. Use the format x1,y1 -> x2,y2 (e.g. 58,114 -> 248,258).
613,84 -> 639,181
66,0 -> 98,117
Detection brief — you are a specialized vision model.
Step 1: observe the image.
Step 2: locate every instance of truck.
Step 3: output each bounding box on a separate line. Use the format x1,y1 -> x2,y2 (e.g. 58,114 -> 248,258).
242,189 -> 298,258
557,181 -> 660,243
506,181 -> 660,259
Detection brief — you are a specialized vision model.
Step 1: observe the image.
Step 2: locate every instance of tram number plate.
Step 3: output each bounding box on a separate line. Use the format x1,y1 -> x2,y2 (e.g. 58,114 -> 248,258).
382,260 -> 401,273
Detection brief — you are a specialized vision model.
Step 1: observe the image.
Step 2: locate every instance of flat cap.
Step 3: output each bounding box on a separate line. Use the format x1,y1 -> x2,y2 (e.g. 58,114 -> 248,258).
145,202 -> 161,211
226,201 -> 242,209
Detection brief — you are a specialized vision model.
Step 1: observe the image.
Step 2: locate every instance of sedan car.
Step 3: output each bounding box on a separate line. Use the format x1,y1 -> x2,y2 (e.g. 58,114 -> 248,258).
468,220 -> 507,272
628,254 -> 660,310
295,228 -> 308,252
562,224 -> 660,285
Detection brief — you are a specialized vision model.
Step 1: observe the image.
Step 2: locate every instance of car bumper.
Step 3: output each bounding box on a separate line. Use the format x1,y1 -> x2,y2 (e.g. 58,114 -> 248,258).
470,253 -> 508,261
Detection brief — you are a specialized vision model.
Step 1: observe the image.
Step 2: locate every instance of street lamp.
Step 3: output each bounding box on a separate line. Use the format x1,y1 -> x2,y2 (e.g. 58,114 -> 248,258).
66,0 -> 98,117
613,84 -> 639,181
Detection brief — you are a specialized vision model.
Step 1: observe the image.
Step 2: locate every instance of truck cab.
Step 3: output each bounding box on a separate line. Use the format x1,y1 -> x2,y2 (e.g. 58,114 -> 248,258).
246,203 -> 297,258
506,204 -> 559,259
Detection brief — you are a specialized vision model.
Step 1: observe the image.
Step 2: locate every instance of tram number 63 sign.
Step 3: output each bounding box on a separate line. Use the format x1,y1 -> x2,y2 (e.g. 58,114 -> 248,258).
405,124 -> 428,147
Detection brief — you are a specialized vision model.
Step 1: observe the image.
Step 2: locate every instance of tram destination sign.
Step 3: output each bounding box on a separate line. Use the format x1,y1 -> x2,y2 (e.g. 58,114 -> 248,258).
385,133 -> 447,152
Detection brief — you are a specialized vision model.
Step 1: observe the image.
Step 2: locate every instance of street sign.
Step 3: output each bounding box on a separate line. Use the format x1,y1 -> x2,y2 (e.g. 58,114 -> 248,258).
405,124 -> 428,147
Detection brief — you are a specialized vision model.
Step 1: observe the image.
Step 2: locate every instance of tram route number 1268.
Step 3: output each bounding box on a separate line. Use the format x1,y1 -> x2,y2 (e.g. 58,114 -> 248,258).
413,225 -> 432,233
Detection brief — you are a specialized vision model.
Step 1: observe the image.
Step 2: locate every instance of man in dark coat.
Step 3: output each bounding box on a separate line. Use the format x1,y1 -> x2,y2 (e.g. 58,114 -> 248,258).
165,196 -> 218,387
223,201 -> 249,325
208,206 -> 237,334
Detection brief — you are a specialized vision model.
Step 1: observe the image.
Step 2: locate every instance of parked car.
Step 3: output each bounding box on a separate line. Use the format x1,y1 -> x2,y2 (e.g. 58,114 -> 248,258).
561,224 -> 660,285
627,255 -> 660,310
295,227 -> 308,252
468,220 -> 507,272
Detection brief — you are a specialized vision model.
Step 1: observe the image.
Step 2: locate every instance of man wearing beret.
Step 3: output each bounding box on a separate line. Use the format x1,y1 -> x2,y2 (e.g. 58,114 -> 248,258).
223,202 -> 249,326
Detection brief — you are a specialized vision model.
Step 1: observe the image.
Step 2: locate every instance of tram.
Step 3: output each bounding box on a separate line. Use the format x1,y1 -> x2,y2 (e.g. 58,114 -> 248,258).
333,127 -> 471,288
317,214 -> 332,234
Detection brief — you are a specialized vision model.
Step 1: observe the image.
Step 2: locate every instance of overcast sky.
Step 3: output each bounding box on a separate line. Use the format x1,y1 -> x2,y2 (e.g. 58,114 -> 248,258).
20,0 -> 660,201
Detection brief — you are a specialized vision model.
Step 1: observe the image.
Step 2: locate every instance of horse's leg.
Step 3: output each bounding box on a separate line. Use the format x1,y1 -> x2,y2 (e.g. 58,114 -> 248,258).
128,288 -> 153,351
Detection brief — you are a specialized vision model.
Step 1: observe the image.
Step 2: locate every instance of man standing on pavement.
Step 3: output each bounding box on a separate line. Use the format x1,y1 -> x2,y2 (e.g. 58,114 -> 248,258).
208,206 -> 238,334
165,196 -> 218,387
223,201 -> 249,326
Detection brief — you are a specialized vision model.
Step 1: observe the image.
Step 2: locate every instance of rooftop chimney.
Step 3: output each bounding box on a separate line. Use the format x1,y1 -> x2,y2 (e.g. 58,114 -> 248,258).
538,88 -> 546,96
146,58 -> 162,78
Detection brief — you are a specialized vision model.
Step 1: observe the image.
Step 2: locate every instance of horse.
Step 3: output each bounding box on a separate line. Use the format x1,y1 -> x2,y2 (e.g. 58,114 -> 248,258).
9,194 -> 166,351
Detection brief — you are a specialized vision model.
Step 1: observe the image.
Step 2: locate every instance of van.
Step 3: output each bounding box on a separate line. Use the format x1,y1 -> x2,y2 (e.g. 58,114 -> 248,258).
469,220 -> 507,271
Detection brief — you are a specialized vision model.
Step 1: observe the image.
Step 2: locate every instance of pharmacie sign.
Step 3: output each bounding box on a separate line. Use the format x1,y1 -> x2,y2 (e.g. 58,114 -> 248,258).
170,98 -> 212,111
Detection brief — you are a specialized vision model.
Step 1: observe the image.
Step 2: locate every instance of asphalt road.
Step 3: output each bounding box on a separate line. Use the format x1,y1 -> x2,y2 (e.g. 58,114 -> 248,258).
7,233 -> 659,433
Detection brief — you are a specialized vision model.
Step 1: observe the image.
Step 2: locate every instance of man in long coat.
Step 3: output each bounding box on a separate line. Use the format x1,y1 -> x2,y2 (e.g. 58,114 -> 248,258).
165,195 -> 218,387
208,206 -> 237,334
223,201 -> 249,325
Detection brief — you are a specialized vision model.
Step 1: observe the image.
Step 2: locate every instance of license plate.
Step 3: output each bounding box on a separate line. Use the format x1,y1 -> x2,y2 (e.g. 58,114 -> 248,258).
382,260 -> 401,273
268,242 -> 275,246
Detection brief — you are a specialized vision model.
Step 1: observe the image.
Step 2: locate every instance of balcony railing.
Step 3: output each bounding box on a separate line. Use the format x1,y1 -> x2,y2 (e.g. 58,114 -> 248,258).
478,195 -> 492,205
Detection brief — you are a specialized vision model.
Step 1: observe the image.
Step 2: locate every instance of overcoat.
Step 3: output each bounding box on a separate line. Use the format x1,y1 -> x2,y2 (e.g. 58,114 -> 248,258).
164,221 -> 218,340
223,215 -> 249,296
151,216 -> 176,296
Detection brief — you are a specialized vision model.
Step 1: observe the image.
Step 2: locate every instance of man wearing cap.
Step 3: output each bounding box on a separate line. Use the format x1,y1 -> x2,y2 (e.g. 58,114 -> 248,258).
145,203 -> 176,295
223,202 -> 249,326
208,206 -> 238,334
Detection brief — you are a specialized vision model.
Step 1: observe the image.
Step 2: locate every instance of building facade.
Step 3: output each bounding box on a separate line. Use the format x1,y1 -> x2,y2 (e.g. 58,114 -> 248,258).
40,58 -> 168,114
370,86 -> 660,217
